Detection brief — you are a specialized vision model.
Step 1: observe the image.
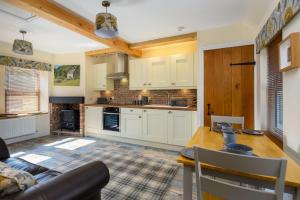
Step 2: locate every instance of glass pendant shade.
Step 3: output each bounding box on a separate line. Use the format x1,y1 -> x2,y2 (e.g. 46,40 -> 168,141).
12,39 -> 33,55
95,12 -> 118,38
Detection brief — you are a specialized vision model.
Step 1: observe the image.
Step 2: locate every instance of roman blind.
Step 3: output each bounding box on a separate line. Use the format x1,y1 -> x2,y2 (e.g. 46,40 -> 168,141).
5,66 -> 40,114
267,33 -> 283,138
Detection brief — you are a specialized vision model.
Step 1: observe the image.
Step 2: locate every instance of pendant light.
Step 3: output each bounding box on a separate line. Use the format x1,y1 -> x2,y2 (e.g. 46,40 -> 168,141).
95,1 -> 118,38
12,30 -> 33,55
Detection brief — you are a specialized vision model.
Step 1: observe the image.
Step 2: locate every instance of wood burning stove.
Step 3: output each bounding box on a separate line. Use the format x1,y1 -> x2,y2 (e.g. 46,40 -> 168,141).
60,109 -> 79,131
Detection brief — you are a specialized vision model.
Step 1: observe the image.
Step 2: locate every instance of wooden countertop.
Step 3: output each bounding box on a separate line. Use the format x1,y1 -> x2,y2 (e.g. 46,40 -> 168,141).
177,127 -> 300,188
0,112 -> 48,120
85,104 -> 197,111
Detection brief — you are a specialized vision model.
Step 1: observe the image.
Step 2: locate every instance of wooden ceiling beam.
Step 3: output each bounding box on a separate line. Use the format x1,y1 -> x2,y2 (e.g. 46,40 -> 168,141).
130,32 -> 197,49
86,32 -> 197,57
5,0 -> 141,57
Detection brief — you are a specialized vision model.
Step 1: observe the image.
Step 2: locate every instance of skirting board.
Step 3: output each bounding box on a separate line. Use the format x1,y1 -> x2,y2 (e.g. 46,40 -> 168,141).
86,133 -> 183,152
5,132 -> 50,144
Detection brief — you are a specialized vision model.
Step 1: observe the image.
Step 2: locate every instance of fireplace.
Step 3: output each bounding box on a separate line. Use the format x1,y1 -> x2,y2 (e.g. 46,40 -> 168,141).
49,96 -> 84,135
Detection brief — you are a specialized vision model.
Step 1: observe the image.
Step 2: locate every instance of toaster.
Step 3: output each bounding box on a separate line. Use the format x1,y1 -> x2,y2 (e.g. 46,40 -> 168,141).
97,97 -> 110,104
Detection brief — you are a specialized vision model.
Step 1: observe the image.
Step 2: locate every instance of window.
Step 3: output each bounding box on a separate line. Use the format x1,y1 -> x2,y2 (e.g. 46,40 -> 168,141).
5,67 -> 40,114
267,33 -> 283,138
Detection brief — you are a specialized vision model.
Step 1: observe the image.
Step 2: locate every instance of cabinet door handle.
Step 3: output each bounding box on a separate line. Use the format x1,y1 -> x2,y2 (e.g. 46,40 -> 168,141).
143,110 -> 147,112
138,116 -> 142,118
130,110 -> 133,112
171,83 -> 176,85
143,83 -> 147,86
168,111 -> 172,114
148,83 -> 152,86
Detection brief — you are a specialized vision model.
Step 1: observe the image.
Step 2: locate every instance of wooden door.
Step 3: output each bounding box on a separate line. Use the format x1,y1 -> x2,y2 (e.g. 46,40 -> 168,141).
204,45 -> 254,128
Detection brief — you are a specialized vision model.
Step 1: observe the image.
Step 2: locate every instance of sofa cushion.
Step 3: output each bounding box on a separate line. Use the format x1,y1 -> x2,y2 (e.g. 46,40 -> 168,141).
34,170 -> 61,183
2,158 -> 48,176
0,162 -> 37,197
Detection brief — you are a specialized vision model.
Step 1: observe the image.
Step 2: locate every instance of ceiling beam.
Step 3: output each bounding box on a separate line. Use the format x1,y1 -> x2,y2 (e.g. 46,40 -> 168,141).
5,0 -> 141,57
130,32 -> 197,49
85,32 -> 197,57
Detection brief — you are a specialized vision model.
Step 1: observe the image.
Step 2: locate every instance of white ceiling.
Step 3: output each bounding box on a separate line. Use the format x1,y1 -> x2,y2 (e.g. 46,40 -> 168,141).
0,0 -> 276,54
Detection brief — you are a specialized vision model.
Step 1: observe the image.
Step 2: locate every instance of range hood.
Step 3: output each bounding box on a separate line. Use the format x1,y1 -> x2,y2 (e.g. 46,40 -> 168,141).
106,53 -> 128,80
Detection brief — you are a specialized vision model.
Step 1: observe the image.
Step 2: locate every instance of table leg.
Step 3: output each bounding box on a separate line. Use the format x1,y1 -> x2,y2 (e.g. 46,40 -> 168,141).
183,165 -> 193,200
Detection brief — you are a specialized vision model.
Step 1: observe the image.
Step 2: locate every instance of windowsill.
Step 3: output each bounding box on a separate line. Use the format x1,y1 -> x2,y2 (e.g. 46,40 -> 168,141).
0,112 -> 48,120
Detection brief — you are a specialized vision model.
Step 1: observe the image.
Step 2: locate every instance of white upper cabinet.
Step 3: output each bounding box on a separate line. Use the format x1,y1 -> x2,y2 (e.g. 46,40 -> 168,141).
129,59 -> 145,88
145,57 -> 170,88
93,63 -> 114,91
170,54 -> 194,87
129,53 -> 195,90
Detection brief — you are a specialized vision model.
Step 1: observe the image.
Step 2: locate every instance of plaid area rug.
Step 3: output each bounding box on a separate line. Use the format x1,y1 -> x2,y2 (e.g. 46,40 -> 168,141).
55,149 -> 179,200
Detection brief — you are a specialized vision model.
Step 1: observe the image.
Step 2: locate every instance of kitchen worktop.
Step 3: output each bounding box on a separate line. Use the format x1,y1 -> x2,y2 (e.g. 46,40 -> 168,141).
85,104 -> 197,111
0,112 -> 48,120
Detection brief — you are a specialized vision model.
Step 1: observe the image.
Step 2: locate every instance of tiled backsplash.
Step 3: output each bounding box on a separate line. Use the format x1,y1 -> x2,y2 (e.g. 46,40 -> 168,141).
100,80 -> 197,106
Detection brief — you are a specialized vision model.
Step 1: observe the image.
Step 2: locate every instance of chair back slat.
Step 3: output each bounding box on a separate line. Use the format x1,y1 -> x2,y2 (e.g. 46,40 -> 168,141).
200,176 -> 276,200
194,147 -> 284,177
194,146 -> 287,200
211,115 -> 244,129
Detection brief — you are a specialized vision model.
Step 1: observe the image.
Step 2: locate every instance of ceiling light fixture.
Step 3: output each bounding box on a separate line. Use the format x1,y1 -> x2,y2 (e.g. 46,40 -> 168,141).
177,26 -> 185,32
95,1 -> 118,38
12,30 -> 33,55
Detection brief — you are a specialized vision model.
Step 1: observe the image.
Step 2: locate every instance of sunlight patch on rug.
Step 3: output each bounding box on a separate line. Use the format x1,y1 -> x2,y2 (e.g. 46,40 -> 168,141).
55,139 -> 96,150
20,154 -> 51,164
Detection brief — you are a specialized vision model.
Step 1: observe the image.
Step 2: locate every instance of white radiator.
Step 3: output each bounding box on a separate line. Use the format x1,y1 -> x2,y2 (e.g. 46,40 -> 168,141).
0,116 -> 36,139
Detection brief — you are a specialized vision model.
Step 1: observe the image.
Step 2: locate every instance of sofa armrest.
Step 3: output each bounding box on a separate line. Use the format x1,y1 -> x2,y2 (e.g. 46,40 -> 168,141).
0,138 -> 10,160
16,161 -> 110,200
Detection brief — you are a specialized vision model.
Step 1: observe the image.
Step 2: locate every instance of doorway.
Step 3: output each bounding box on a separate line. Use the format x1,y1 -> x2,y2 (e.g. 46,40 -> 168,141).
204,45 -> 254,128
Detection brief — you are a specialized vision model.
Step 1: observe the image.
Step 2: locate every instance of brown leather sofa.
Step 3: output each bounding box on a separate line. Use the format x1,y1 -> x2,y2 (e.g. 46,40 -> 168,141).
0,138 -> 110,200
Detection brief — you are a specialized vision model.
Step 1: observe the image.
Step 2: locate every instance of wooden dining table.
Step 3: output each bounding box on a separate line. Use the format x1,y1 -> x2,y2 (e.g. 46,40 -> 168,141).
177,127 -> 300,200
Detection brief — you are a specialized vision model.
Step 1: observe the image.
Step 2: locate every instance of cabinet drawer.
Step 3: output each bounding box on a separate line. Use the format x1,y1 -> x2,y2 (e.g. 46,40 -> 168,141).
121,108 -> 143,115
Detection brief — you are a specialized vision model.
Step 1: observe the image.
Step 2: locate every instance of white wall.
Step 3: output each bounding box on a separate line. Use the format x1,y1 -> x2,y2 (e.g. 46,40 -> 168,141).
0,41 -> 53,137
281,13 -> 300,162
197,23 -> 256,126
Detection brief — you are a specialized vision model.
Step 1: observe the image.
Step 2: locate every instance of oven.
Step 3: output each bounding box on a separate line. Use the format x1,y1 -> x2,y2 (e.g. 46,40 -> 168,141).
103,107 -> 120,132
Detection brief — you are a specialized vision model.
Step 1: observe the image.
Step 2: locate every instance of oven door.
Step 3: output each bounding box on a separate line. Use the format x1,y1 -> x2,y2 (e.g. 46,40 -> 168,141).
103,112 -> 120,132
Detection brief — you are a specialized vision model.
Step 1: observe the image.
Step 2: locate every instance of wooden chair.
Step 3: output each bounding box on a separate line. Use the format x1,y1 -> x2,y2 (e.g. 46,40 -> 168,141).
193,146 -> 287,200
211,115 -> 245,130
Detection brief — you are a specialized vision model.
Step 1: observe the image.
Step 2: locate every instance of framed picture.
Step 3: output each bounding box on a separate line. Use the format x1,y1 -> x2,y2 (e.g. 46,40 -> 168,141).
54,65 -> 80,86
279,32 -> 300,72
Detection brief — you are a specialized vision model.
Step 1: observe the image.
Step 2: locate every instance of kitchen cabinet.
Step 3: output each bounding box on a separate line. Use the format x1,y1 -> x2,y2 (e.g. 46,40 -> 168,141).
93,63 -> 114,91
129,53 -> 195,90
121,109 -> 143,139
129,59 -> 145,88
142,109 -> 168,143
170,54 -> 194,87
167,110 -> 192,146
144,57 -> 170,88
85,106 -> 102,136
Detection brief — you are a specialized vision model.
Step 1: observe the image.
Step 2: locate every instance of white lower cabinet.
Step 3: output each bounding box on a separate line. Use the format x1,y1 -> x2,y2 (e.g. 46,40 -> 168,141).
167,110 -> 192,146
121,113 -> 143,139
85,106 -> 102,136
142,109 -> 168,143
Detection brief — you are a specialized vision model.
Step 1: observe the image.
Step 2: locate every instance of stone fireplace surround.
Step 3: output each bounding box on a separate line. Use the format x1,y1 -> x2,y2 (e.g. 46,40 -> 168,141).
49,96 -> 84,135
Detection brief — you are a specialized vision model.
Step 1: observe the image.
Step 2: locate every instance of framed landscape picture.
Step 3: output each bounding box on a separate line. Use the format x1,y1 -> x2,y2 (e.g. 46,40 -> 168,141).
54,65 -> 80,86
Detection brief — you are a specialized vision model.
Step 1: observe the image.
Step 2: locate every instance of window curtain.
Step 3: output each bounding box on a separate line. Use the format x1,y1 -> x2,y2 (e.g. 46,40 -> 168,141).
5,66 -> 40,114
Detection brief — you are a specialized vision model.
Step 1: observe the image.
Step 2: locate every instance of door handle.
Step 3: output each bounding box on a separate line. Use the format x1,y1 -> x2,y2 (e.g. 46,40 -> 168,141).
207,104 -> 214,116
